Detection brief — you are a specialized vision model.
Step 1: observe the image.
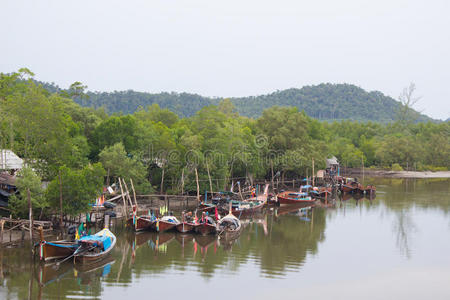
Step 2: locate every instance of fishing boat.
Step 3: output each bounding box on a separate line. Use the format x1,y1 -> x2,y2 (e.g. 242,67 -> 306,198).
195,214 -> 217,235
365,185 -> 376,194
126,215 -> 155,232
217,212 -> 242,239
37,228 -> 78,262
230,200 -> 265,217
277,190 -> 315,205
152,215 -> 179,232
175,212 -> 196,233
74,228 -> 116,264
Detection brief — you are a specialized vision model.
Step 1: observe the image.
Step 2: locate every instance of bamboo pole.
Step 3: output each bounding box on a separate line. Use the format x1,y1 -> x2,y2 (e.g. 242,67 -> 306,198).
118,178 -> 127,217
27,188 -> 33,244
312,157 -> 315,186
122,178 -> 133,208
130,178 -> 138,207
195,168 -> 200,203
270,159 -> 274,192
238,182 -> 244,201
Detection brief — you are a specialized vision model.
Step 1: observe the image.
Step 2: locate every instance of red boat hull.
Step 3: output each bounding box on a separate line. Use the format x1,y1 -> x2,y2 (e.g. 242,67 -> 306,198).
127,216 -> 154,232
195,223 -> 217,235
277,192 -> 315,205
152,220 -> 177,232
176,222 -> 195,233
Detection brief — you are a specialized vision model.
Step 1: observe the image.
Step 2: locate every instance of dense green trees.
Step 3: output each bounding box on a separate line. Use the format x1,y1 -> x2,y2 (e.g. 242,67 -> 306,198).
8,167 -> 46,218
46,164 -> 105,216
0,69 -> 449,218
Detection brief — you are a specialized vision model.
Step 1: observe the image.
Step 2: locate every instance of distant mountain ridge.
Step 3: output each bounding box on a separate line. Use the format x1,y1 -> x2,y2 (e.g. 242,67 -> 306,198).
38,81 -> 435,122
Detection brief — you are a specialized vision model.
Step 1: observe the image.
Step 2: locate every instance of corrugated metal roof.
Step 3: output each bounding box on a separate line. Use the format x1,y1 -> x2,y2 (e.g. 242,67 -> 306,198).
0,149 -> 24,170
326,156 -> 339,168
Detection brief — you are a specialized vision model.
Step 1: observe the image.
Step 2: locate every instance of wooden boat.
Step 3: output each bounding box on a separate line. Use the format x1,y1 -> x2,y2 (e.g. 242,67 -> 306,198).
175,212 -> 196,233
74,228 -> 116,264
195,215 -> 217,235
126,215 -> 155,232
151,215 -> 179,232
37,229 -> 78,262
217,212 -> 242,239
38,240 -> 78,262
230,200 -> 266,217
277,191 -> 315,205
365,185 -> 376,194
341,179 -> 361,193
176,222 -> 196,233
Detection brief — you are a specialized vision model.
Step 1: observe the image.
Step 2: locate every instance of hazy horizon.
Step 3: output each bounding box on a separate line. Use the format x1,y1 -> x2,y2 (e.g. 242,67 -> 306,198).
1,0 -> 449,120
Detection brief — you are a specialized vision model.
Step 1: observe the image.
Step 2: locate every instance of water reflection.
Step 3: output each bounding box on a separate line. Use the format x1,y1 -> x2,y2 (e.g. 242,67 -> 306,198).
0,178 -> 449,299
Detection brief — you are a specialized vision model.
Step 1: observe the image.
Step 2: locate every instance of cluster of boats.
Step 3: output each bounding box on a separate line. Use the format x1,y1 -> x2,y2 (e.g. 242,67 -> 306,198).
36,179 -> 375,265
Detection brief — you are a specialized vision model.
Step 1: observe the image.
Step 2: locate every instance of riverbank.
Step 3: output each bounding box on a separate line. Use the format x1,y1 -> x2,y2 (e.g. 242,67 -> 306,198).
343,168 -> 450,178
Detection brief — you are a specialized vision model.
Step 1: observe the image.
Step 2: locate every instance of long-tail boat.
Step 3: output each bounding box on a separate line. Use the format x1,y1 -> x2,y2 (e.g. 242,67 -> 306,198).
365,185 -> 376,194
229,200 -> 265,217
195,212 -> 217,235
126,215 -> 155,232
277,190 -> 315,205
74,228 -> 116,264
176,212 -> 196,233
126,206 -> 155,232
152,215 -> 179,232
217,212 -> 242,240
37,228 -> 78,262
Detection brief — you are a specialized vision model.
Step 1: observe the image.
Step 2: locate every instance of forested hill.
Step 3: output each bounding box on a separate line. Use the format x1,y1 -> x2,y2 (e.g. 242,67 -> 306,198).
40,81 -> 434,122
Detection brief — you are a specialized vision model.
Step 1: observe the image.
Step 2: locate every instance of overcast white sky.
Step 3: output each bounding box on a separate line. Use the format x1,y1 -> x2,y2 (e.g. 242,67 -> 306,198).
1,0 -> 449,119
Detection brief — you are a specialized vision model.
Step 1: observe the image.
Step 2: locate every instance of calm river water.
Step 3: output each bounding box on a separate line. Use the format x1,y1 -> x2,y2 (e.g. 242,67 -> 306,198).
0,178 -> 449,300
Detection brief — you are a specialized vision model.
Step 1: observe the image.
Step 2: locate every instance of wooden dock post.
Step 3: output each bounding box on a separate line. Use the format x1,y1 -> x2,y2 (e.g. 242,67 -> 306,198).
27,188 -> 33,244
312,158 -> 315,186
0,220 -> 4,245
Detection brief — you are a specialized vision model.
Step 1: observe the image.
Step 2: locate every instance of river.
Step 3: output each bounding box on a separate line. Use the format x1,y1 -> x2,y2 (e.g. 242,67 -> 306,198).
1,178 -> 449,299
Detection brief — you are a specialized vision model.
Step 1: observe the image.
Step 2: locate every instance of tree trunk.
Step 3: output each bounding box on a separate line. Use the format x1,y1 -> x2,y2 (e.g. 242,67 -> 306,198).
160,167 -> 165,194
195,168 -> 200,203
206,160 -> 213,194
59,170 -> 63,231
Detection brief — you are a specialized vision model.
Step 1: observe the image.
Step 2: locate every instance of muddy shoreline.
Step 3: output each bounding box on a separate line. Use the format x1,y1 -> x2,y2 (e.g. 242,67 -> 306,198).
342,168 -> 450,178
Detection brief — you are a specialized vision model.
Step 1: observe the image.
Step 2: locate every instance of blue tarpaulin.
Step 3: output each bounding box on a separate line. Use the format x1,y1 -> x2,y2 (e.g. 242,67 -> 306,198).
79,235 -> 112,251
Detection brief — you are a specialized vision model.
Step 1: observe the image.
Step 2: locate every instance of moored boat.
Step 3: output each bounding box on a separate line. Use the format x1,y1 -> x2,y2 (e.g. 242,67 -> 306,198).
126,215 -> 155,232
176,212 -> 196,233
152,215 -> 180,232
38,240 -> 78,262
176,222 -> 196,233
217,212 -> 242,239
37,228 -> 78,262
74,228 -> 116,264
277,190 -> 315,205
195,214 -> 217,235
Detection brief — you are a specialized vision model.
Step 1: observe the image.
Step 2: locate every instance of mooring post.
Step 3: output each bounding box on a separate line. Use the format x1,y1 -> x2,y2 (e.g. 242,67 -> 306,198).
0,220 -> 4,245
